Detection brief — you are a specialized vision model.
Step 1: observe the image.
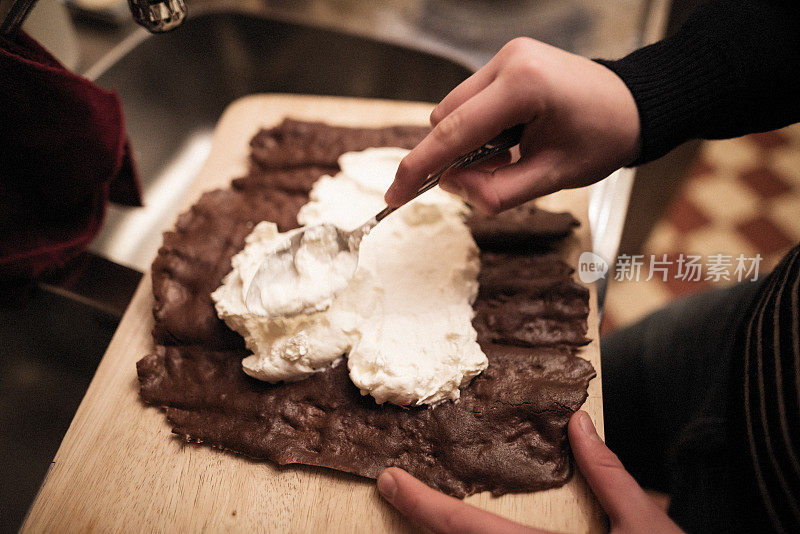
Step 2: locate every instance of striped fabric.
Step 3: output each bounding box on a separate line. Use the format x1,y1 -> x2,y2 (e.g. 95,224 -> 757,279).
738,244 -> 800,532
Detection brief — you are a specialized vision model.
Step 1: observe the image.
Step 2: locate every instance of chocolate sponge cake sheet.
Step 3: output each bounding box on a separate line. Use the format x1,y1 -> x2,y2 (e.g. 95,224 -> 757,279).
467,201 -> 580,251
249,118 -> 430,168
138,342 -> 594,498
232,166 -> 338,194
138,119 -> 595,498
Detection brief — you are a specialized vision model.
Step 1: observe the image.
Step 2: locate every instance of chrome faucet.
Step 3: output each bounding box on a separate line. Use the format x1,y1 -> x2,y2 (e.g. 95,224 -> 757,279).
127,0 -> 187,33
1,0 -> 187,36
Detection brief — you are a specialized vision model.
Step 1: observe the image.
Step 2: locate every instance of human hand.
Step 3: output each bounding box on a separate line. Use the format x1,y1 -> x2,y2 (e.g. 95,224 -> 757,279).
384,38 -> 640,215
376,410 -> 683,534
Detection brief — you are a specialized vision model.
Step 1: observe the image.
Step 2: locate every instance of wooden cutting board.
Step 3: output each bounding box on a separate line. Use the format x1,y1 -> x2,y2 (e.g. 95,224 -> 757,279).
22,94 -> 605,533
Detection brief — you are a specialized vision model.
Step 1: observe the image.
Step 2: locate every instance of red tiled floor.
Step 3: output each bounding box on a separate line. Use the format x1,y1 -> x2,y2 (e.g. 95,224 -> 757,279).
604,124 -> 800,337
738,167 -> 794,198
667,196 -> 711,233
748,130 -> 790,150
735,216 -> 795,256
687,158 -> 716,179
658,252 -> 714,296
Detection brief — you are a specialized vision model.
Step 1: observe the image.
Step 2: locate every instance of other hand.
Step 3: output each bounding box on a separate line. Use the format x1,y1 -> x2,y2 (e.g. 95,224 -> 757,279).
376,410 -> 682,534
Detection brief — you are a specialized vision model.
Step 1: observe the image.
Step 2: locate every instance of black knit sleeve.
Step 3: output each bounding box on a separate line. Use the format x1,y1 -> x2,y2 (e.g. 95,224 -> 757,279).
596,0 -> 800,165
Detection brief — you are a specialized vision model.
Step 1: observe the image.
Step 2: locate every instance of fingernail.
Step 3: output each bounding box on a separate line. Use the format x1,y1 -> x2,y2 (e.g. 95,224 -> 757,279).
430,105 -> 440,124
377,471 -> 397,501
384,182 -> 397,200
384,183 -> 400,206
578,411 -> 601,442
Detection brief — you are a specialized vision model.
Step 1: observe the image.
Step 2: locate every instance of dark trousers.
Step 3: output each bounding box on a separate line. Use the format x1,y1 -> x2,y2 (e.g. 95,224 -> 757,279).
601,279 -> 765,533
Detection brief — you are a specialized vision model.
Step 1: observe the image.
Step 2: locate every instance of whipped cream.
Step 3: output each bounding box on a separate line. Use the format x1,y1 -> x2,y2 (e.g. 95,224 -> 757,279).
212,147 -> 487,405
242,223 -> 357,317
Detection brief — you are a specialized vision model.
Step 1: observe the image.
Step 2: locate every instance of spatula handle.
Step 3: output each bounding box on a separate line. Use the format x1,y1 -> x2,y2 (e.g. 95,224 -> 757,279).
374,124 -> 524,222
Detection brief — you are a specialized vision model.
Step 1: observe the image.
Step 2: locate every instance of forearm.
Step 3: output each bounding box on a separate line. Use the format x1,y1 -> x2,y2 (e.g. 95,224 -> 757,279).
597,0 -> 800,165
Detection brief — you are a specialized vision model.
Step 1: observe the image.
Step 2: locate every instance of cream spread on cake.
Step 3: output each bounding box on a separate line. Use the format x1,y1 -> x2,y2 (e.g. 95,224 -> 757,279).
242,223 -> 357,317
212,147 -> 487,406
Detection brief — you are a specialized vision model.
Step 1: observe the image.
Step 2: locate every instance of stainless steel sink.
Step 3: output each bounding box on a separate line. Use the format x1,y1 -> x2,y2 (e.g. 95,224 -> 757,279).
0,287 -> 119,534
88,10 -> 473,272
84,7 -> 635,301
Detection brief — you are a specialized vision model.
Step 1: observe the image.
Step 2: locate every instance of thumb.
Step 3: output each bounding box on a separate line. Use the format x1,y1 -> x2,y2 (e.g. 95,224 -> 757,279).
568,411 -> 683,533
377,467 -> 545,534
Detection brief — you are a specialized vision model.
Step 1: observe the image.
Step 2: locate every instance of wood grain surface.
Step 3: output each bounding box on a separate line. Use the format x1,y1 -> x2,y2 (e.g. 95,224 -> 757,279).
22,95 -> 606,533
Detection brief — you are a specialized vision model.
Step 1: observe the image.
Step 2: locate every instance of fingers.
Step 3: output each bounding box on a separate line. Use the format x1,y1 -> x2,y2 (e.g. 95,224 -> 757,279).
462,149 -> 513,173
568,411 -> 651,522
438,153 -> 558,215
385,81 -> 536,207
431,37 -> 542,126
430,62 -> 498,126
436,150 -> 513,203
377,468 -> 544,534
568,411 -> 683,533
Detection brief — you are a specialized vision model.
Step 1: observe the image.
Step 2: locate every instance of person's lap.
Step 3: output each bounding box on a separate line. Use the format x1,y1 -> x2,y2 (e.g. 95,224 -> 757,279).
600,279 -> 765,532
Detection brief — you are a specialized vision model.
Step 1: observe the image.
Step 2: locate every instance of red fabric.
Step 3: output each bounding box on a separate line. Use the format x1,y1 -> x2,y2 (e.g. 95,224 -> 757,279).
0,30 -> 142,280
